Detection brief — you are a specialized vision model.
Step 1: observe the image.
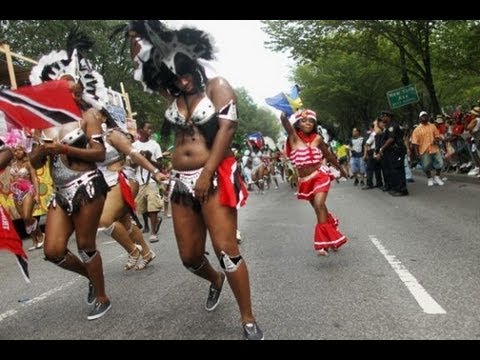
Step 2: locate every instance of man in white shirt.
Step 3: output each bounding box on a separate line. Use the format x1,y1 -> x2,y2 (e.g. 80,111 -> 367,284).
133,121 -> 163,243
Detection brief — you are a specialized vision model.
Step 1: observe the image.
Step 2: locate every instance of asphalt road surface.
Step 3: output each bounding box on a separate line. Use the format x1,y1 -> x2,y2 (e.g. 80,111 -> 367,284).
1,177 -> 479,340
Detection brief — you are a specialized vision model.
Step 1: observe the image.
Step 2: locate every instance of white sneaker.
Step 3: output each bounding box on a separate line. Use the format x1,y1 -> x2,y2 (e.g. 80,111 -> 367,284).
433,176 -> 444,186
468,167 -> 479,176
427,178 -> 434,187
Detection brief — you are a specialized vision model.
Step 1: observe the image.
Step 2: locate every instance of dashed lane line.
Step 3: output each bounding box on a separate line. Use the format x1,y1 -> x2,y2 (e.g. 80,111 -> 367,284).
0,251 -> 123,323
369,235 -> 446,314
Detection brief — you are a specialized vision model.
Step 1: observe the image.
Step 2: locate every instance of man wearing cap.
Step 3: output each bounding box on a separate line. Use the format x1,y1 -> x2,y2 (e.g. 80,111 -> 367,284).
377,110 -> 408,196
435,114 -> 447,136
411,111 -> 444,186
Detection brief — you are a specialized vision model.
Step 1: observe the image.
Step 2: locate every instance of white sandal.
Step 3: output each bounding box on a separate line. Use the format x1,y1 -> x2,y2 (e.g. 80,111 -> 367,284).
35,234 -> 45,249
25,219 -> 38,235
135,250 -> 156,270
316,249 -> 328,257
124,245 -> 142,271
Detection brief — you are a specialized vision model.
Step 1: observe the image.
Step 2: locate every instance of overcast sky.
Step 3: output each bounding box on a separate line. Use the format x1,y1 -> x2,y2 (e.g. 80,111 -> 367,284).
165,20 -> 295,109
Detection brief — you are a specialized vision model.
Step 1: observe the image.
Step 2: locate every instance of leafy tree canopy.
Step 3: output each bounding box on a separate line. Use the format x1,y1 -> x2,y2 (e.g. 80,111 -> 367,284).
0,20 -> 281,150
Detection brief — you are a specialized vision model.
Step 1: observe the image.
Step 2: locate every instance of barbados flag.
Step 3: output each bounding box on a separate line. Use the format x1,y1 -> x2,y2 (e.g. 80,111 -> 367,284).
265,85 -> 303,117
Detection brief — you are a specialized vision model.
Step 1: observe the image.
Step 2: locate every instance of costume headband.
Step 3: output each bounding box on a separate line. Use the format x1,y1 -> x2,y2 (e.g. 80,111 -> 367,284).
295,109 -> 317,122
124,20 -> 216,92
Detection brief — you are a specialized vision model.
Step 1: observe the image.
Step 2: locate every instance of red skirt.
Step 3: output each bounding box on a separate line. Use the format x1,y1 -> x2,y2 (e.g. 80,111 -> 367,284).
297,166 -> 334,201
118,171 -> 136,212
217,156 -> 248,209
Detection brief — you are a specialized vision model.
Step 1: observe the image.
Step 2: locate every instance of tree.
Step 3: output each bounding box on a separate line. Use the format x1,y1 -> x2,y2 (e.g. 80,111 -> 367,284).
433,21 -> 480,77
263,20 -> 465,115
235,87 -> 280,144
0,21 -> 279,148
0,20 -> 168,133
293,51 -> 398,141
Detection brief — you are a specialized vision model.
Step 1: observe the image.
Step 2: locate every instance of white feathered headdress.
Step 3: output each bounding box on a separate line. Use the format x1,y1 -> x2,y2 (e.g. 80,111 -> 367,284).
29,26 -> 108,109
115,20 -> 216,94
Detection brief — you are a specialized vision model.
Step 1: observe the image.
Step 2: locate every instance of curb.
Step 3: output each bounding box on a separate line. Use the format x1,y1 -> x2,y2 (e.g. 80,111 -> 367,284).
412,169 -> 479,185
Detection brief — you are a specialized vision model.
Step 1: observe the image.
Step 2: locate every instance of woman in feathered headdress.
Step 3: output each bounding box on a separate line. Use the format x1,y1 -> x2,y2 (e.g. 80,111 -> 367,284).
280,109 -> 348,256
118,20 -> 263,339
28,27 -> 113,320
29,26 -> 108,111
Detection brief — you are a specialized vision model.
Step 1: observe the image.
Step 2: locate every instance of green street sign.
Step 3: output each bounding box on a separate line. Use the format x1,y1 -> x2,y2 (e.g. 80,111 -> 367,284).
386,85 -> 419,109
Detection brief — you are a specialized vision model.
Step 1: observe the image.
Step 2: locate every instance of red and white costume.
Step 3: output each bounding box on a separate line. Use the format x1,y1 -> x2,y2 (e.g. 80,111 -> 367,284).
286,128 -> 347,252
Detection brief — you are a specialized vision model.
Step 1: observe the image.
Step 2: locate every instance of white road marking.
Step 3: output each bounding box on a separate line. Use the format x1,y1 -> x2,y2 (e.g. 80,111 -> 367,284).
0,278 -> 78,323
369,235 -> 446,314
0,253 -> 124,323
0,309 -> 17,322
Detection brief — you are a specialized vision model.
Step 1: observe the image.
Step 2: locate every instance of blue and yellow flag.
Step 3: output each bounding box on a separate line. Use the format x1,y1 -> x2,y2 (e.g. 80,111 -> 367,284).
265,85 -> 303,117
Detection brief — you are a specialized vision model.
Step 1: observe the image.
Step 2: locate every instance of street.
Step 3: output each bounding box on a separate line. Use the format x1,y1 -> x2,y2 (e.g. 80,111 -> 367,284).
1,177 -> 479,340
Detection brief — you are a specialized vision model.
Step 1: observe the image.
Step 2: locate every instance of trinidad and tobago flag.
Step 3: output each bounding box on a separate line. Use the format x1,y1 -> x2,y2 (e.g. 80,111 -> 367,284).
0,205 -> 30,283
0,80 -> 82,130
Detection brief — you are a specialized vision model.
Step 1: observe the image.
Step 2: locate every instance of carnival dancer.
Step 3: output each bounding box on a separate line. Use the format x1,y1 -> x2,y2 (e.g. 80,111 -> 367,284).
246,134 -> 267,194
116,20 -> 263,340
280,109 -> 348,256
96,105 -> 166,271
28,28 -> 112,320
7,131 -> 44,250
0,122 -> 30,282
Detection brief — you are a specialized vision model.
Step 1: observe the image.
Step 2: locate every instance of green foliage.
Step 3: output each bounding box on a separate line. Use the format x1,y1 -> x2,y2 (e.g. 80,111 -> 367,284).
263,20 -> 480,128
0,20 -> 277,149
0,20 -> 167,141
431,21 -> 480,111
235,87 -> 280,143
432,21 -> 480,77
294,51 -> 399,141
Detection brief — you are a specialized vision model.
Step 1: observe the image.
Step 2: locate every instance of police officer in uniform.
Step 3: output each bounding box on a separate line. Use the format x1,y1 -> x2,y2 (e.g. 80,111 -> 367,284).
374,117 -> 390,191
377,110 -> 408,196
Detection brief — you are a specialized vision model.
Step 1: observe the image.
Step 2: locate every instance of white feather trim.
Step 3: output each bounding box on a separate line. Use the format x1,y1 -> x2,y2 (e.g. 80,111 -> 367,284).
132,39 -> 154,93
29,50 -> 70,85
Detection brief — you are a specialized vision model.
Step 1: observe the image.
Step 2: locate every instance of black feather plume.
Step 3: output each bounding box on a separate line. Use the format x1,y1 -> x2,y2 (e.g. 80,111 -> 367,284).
66,25 -> 94,60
